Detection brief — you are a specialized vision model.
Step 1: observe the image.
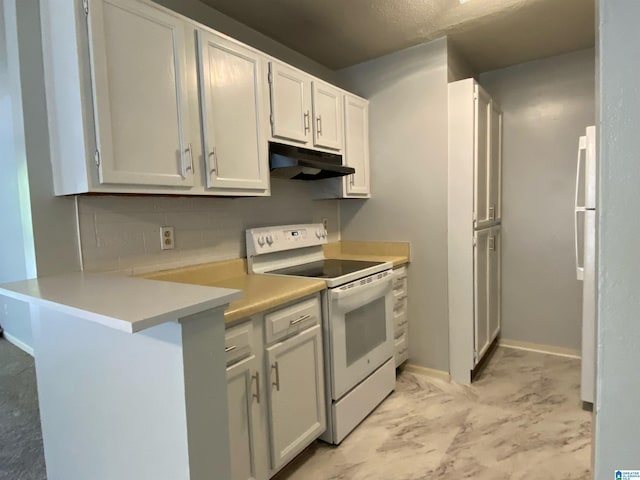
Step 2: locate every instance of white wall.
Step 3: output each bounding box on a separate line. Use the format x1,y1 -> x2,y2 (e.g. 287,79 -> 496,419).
594,0 -> 640,474
479,49 -> 595,352
0,0 -> 82,351
0,0 -> 36,347
153,0 -> 336,84
337,38 -> 450,371
78,181 -> 340,274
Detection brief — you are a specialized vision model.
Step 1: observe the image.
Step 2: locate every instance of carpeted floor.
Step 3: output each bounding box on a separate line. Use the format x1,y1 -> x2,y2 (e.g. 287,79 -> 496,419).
0,338 -> 46,480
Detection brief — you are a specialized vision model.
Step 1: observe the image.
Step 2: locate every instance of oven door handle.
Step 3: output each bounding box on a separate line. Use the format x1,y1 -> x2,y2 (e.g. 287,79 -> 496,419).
330,275 -> 392,306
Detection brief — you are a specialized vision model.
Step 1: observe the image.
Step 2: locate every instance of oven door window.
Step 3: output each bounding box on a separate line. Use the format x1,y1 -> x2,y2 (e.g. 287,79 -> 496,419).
345,297 -> 386,366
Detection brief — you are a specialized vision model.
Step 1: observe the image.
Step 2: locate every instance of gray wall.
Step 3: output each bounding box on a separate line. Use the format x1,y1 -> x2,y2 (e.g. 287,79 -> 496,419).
480,49 -> 595,352
337,38 -> 450,371
153,0 -> 336,84
594,0 -> 640,474
0,0 -> 82,350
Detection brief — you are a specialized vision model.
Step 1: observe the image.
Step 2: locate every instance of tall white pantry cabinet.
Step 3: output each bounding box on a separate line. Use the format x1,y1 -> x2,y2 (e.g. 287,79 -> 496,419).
448,78 -> 503,384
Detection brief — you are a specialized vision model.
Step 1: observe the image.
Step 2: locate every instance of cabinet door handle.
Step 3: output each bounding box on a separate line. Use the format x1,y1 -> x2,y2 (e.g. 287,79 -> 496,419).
271,362 -> 280,391
252,371 -> 260,403
316,115 -> 322,135
185,143 -> 194,173
209,147 -> 218,175
489,205 -> 495,221
290,314 -> 311,326
224,345 -> 237,353
304,111 -> 310,134
350,173 -> 355,186
489,236 -> 496,252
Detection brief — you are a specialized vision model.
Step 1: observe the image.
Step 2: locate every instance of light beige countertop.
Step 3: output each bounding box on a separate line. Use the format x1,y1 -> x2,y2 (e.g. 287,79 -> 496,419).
324,240 -> 410,267
142,259 -> 326,325
141,239 -> 409,325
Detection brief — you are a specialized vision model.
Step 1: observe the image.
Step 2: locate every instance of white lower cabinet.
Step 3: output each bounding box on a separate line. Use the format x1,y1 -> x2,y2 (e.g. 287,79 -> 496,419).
266,324 -> 326,473
227,354 -> 264,480
225,294 -> 326,480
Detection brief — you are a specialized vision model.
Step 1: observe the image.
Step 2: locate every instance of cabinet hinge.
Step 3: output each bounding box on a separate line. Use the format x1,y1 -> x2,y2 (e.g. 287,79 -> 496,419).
269,114 -> 274,126
94,150 -> 101,169
267,71 -> 273,85
82,0 -> 89,14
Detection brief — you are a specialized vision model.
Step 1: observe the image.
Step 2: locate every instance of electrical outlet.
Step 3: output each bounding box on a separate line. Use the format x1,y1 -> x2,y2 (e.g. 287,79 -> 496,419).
160,226 -> 175,250
322,217 -> 329,232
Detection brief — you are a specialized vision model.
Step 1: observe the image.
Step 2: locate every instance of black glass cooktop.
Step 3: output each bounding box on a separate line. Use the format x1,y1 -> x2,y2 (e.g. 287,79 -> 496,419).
268,259 -> 384,279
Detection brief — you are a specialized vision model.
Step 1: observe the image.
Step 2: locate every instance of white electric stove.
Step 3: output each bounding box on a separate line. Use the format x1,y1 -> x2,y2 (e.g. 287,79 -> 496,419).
246,224 -> 396,445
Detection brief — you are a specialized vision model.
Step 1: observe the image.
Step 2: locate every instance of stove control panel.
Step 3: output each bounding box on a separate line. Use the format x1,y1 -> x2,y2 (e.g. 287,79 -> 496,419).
246,223 -> 327,256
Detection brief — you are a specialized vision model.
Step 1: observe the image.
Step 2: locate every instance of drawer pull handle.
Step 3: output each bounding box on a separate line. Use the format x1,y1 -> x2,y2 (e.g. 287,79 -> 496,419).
224,345 -> 237,353
290,314 -> 311,326
271,362 -> 280,391
252,371 -> 260,403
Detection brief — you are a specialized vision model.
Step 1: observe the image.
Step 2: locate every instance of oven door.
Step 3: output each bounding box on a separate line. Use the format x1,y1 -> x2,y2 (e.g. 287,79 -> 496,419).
328,270 -> 394,400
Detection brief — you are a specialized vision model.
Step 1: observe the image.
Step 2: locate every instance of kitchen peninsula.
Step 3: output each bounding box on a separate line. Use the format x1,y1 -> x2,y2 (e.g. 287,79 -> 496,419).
0,273 -> 241,480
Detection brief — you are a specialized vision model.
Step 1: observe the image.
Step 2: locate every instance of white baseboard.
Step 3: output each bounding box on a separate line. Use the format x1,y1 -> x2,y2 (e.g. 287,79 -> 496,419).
2,331 -> 34,356
499,338 -> 580,360
403,363 -> 451,382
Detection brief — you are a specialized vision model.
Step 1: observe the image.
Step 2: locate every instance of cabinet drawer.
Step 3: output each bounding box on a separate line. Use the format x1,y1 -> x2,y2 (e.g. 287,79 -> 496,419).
394,315 -> 407,338
393,286 -> 407,304
394,333 -> 408,367
265,295 -> 321,344
225,322 -> 254,366
393,297 -> 408,316
392,266 -> 408,289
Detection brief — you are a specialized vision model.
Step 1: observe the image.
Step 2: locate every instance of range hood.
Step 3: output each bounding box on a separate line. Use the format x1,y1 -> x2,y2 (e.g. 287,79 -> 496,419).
269,142 -> 355,180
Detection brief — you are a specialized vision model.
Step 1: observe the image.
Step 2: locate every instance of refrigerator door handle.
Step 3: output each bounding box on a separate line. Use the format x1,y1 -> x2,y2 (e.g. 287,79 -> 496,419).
575,136 -> 587,210
575,209 -> 584,281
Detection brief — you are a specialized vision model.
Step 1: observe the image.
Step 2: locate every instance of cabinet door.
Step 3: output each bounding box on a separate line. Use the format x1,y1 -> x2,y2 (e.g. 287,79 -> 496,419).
88,0 -> 194,187
197,31 -> 269,193
344,95 -> 370,196
489,103 -> 503,223
312,82 -> 343,150
227,355 -> 261,480
266,325 -> 325,473
474,229 -> 491,365
488,227 -> 501,343
474,85 -> 492,228
268,62 -> 312,144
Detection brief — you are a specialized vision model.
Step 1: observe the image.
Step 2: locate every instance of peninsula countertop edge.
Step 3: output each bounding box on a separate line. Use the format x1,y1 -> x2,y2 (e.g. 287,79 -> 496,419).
0,272 -> 242,333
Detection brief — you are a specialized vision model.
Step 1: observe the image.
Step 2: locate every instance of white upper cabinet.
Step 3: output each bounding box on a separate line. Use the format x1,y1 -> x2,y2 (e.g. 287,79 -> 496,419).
268,62 -> 313,144
42,0 -> 369,197
312,82 -> 343,151
343,94 -> 370,197
474,84 -> 502,228
88,0 -> 194,187
489,102 -> 503,223
474,85 -> 492,228
197,30 -> 270,195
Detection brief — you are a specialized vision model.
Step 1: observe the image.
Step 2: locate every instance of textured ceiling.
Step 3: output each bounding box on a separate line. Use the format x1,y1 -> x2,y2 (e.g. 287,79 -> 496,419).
200,0 -> 595,72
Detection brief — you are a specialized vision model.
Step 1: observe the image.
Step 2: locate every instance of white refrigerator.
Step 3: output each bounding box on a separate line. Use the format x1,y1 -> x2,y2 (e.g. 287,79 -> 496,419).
574,125 -> 596,405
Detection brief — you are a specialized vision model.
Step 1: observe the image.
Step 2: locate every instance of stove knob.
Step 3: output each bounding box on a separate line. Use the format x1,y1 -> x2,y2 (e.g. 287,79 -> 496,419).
266,234 -> 274,246
316,228 -> 322,239
257,235 -> 265,247
322,230 -> 327,239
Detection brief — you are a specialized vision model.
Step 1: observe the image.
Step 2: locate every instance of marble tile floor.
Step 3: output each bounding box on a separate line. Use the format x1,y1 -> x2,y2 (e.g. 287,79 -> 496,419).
274,347 -> 592,480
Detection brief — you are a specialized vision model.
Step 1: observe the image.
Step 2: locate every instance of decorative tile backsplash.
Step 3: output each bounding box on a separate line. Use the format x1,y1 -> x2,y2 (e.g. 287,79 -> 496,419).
78,180 -> 340,274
